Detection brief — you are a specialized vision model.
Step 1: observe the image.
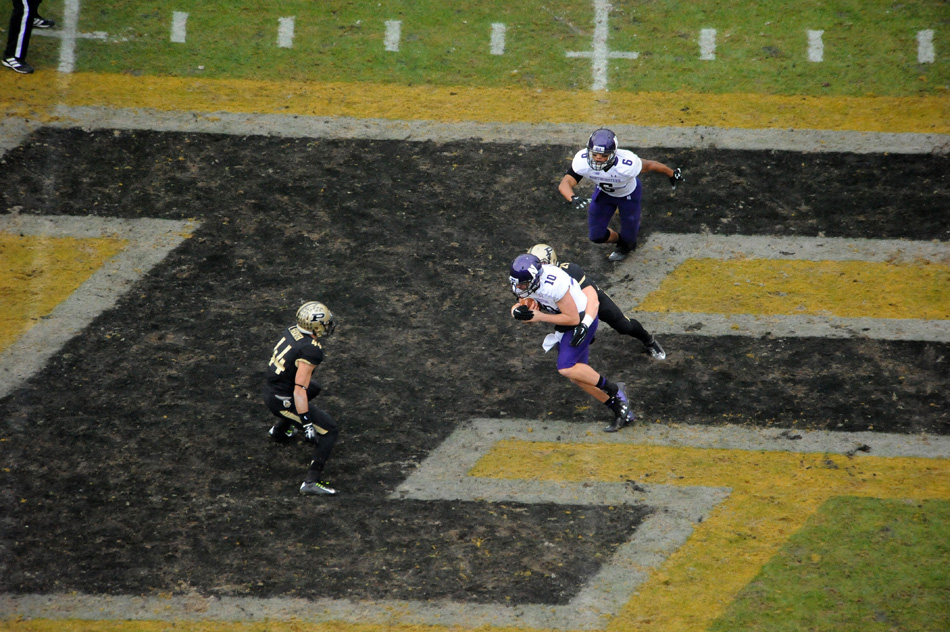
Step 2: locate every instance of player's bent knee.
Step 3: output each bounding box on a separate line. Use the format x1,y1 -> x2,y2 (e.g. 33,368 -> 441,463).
589,230 -> 611,244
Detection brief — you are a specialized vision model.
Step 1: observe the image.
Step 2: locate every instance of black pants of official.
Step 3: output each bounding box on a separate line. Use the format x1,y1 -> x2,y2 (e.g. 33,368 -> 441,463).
5,0 -> 41,60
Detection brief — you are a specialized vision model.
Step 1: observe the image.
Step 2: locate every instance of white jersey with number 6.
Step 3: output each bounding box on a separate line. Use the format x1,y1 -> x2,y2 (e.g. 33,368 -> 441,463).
570,148 -> 643,198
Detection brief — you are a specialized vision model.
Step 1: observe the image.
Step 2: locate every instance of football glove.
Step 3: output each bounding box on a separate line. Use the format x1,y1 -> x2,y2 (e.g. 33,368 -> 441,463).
513,305 -> 534,321
303,424 -> 318,443
669,168 -> 684,190
299,412 -> 318,443
570,323 -> 589,347
568,195 -> 589,211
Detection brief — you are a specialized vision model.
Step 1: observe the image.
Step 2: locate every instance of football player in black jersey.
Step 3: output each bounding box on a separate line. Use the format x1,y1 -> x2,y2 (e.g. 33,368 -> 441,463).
528,244 -> 666,360
263,301 -> 340,495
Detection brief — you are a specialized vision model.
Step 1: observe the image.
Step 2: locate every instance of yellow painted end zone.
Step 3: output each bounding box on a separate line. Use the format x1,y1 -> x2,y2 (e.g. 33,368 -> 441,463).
0,233 -> 128,352
637,258 -> 950,320
471,440 -> 950,632
1,72 -> 948,135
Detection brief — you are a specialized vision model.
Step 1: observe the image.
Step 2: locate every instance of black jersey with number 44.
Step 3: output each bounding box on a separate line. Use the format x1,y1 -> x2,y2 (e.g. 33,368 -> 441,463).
266,325 -> 324,396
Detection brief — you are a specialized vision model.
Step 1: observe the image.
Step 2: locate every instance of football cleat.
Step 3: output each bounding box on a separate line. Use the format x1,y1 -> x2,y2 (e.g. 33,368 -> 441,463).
300,480 -> 337,495
646,338 -> 666,360
33,16 -> 56,28
2,57 -> 34,74
608,242 -> 635,262
604,383 -> 636,432
269,424 -> 297,443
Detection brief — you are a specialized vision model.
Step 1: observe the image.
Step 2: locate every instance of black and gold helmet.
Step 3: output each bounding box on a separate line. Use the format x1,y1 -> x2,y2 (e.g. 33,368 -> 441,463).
528,243 -> 558,266
296,301 -> 336,338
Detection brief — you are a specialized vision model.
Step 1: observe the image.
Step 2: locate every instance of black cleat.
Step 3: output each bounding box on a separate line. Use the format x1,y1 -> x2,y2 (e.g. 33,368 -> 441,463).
608,242 -> 636,262
33,16 -> 56,29
604,383 -> 636,432
646,338 -> 666,360
300,480 -> 336,495
2,57 -> 34,74
269,424 -> 297,443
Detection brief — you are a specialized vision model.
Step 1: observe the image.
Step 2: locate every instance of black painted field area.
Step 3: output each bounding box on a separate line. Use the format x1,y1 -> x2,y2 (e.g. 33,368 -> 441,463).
1,129 -> 947,602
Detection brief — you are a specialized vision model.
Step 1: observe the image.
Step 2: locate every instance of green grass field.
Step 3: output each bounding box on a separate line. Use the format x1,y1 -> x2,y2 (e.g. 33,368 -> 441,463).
20,0 -> 949,97
712,498 -> 950,632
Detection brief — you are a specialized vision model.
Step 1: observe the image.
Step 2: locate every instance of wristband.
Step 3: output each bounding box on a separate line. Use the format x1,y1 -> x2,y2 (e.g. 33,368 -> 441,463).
582,313 -> 594,327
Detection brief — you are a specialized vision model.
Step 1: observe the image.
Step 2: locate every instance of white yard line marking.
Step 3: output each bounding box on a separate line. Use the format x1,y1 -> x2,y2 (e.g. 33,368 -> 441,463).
699,28 -> 716,60
917,29 -> 935,64
0,215 -> 199,400
170,11 -> 188,44
807,29 -> 824,62
607,233 -> 950,342
30,0 -> 106,74
566,0 -> 638,91
490,22 -> 506,55
277,17 -> 295,49
384,20 -> 401,52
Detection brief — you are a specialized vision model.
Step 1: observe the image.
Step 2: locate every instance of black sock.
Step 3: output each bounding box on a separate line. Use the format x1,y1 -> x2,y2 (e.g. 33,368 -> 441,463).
305,461 -> 324,483
596,376 -> 618,398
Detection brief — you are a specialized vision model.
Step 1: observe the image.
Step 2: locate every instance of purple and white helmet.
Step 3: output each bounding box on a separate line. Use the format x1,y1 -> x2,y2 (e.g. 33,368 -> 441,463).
586,128 -> 618,171
509,253 -> 543,298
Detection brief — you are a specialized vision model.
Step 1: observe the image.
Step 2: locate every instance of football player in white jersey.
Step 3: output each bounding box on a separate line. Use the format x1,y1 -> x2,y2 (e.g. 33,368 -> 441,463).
528,243 -> 666,360
509,253 -> 636,432
558,128 -> 683,262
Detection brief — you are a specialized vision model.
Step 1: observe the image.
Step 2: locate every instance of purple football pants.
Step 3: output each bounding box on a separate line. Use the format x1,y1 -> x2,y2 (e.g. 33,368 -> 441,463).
587,179 -> 642,248
555,317 -> 600,370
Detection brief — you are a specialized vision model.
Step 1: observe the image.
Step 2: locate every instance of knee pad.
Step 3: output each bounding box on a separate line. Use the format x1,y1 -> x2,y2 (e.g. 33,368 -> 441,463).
590,230 -> 611,244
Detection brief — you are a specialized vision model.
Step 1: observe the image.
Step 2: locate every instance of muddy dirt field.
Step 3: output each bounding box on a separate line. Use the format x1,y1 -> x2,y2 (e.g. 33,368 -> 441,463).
1,128 -> 948,603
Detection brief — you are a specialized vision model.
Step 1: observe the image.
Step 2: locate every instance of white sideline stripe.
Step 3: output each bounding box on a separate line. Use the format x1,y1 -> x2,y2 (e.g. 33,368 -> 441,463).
918,29 -> 935,64
490,22 -> 506,55
3,419 -> 945,629
170,11 -> 188,44
606,233 -> 950,342
565,0 -> 638,91
699,28 -> 716,60
808,29 -> 824,62
384,20 -> 401,52
277,17 -> 295,49
32,106 -> 950,156
0,215 -> 199,400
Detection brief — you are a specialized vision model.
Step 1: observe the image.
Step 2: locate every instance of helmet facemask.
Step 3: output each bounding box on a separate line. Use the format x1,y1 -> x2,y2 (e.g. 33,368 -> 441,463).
586,128 -> 618,172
